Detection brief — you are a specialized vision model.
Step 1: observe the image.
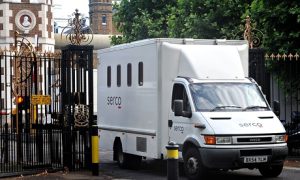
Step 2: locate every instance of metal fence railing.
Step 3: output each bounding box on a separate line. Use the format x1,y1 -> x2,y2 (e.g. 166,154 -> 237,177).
284,112 -> 300,156
249,50 -> 300,157
0,129 -> 63,176
266,53 -> 300,156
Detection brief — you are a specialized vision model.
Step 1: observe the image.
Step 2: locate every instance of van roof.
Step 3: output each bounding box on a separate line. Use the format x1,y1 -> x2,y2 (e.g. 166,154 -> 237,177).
98,38 -> 248,54
176,44 -> 246,80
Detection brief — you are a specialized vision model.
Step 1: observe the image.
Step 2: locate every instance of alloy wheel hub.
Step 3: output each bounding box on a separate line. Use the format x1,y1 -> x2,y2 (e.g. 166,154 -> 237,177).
187,157 -> 198,174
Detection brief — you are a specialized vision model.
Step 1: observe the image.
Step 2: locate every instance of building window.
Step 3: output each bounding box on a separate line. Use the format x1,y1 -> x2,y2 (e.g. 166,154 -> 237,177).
107,66 -> 111,87
117,65 -> 121,87
0,67 -> 4,75
102,14 -> 107,25
1,83 -> 4,91
138,62 -> 143,86
127,63 -> 132,87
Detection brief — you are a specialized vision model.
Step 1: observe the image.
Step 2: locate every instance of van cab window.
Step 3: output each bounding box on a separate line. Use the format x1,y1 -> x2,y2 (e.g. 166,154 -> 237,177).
190,82 -> 269,112
171,84 -> 190,112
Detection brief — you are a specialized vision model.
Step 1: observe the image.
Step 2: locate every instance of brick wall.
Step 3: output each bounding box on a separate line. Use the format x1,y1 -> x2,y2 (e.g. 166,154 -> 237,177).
90,0 -> 113,34
9,3 -> 42,37
0,1 -> 54,51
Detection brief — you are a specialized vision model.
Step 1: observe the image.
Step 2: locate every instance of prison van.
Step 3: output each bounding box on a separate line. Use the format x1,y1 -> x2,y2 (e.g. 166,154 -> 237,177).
97,38 -> 287,179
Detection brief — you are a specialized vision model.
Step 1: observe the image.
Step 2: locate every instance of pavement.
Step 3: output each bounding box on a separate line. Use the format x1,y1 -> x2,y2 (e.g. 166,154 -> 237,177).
283,157 -> 300,169
2,158 -> 300,180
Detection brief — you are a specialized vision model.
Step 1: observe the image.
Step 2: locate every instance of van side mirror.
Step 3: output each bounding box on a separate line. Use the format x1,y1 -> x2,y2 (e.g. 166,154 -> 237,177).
273,100 -> 280,116
174,100 -> 183,116
174,100 -> 192,118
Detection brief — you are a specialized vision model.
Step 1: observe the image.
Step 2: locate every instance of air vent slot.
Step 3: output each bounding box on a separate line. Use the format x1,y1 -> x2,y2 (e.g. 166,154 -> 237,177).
210,117 -> 231,120
136,137 -> 147,152
258,116 -> 273,119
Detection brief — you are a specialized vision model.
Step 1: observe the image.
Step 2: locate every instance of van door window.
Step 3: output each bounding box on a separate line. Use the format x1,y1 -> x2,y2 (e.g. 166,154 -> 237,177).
107,66 -> 111,87
127,63 -> 132,87
171,83 -> 190,112
138,62 -> 143,86
117,65 -> 121,87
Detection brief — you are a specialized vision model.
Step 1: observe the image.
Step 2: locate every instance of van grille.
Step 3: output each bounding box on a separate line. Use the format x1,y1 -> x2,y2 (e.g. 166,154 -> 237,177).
233,135 -> 274,144
237,137 -> 272,143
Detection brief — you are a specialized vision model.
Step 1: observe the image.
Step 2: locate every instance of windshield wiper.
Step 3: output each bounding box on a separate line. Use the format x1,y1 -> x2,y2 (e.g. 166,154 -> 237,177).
211,105 -> 242,112
243,106 -> 268,111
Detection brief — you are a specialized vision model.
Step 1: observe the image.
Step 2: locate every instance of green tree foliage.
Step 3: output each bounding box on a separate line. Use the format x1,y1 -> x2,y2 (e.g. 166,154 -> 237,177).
110,0 -> 300,94
111,0 -> 300,53
249,0 -> 300,52
167,0 -> 251,39
112,0 -> 177,44
248,0 -> 300,95
111,0 -> 249,45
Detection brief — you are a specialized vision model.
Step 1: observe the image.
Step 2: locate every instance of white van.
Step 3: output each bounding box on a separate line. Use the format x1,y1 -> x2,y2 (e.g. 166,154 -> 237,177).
97,38 -> 287,179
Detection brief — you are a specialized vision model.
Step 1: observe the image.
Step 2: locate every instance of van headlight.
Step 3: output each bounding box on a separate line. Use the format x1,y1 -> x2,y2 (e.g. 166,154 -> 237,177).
216,136 -> 232,144
275,134 -> 288,143
204,136 -> 232,145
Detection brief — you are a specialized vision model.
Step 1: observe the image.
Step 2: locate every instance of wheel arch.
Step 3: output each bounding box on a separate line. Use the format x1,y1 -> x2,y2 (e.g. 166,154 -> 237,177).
182,137 -> 201,158
113,137 -> 122,161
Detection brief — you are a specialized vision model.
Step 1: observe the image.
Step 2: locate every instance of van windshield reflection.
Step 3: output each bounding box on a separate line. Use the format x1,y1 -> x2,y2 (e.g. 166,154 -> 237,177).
190,83 -> 269,112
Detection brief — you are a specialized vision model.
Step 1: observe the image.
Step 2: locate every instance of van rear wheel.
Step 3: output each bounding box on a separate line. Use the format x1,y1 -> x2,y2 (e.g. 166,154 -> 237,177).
184,147 -> 206,180
115,143 -> 142,169
259,164 -> 283,177
116,143 -> 130,169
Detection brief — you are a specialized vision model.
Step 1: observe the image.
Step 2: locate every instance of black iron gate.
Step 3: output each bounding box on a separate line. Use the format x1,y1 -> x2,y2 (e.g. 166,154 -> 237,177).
0,35 -> 95,176
60,45 -> 94,170
249,48 -> 271,102
249,48 -> 300,156
0,44 -> 64,175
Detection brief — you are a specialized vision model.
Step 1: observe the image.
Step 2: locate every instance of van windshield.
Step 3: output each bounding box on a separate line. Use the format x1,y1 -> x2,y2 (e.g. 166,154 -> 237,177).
190,83 -> 269,112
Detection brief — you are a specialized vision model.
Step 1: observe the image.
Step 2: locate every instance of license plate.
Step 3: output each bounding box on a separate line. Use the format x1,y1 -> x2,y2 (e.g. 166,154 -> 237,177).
244,156 -> 268,163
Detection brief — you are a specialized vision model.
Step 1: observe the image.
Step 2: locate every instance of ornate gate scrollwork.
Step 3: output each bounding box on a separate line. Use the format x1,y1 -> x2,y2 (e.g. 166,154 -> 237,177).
61,9 -> 93,45
74,104 -> 89,128
234,16 -> 264,49
12,31 -> 36,97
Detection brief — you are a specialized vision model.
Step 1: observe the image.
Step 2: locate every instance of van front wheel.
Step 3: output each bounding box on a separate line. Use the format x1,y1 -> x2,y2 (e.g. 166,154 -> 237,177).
184,147 -> 206,180
259,164 -> 283,177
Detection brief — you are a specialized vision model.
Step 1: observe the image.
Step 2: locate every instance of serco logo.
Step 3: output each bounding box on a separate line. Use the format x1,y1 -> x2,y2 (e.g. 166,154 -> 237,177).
107,96 -> 122,109
249,138 -> 261,142
238,123 -> 263,128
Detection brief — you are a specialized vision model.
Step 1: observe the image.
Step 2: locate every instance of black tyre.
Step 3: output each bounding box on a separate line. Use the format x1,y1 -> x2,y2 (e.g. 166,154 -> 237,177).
184,147 -> 206,180
115,142 -> 130,169
128,153 -> 142,170
259,164 -> 283,177
115,142 -> 142,169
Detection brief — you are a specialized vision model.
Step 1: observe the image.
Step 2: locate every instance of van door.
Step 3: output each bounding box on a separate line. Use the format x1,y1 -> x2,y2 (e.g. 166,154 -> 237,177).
169,83 -> 193,150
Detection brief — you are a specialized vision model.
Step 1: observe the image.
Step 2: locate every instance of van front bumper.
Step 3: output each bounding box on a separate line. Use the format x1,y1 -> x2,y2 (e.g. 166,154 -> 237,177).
199,145 -> 288,169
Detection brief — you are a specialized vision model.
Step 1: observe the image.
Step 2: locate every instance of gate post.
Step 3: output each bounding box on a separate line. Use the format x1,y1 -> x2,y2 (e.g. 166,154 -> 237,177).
249,49 -> 271,102
60,9 -> 95,171
61,45 -> 94,171
61,48 -> 73,170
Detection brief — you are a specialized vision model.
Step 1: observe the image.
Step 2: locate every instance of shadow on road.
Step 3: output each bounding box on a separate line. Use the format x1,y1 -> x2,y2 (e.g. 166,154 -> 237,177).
99,158 -> 285,180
